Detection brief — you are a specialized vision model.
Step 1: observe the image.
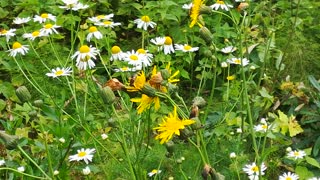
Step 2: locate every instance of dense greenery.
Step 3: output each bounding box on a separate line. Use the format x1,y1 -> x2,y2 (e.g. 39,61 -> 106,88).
0,0 -> 319,179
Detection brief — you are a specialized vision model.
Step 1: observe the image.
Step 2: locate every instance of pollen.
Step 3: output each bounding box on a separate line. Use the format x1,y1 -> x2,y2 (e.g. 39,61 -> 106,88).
89,26 -> 98,33
55,70 -> 64,76
130,55 -> 139,61
164,36 -> 172,45
217,0 -> 225,5
251,166 -> 259,172
78,151 -> 87,157
141,16 -> 150,22
32,31 -> 40,37
41,13 -> 49,18
234,59 -> 241,64
12,42 -> 22,49
137,48 -> 146,54
45,24 -> 53,29
79,45 -> 90,53
111,46 -> 121,54
183,45 -> 192,51
103,21 -> 112,25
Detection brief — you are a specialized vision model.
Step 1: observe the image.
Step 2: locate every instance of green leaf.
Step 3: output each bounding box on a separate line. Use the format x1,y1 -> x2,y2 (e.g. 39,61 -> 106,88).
305,156 -> 320,168
179,69 -> 190,79
308,75 -> 320,92
0,99 -> 5,111
0,82 -> 15,99
313,136 -> 320,157
295,166 -> 314,179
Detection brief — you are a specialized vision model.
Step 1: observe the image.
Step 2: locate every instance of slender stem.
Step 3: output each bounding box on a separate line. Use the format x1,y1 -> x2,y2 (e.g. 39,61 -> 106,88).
0,168 -> 48,179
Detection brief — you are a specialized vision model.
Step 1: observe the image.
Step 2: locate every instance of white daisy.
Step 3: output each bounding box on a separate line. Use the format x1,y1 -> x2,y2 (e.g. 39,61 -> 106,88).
101,133 -> 108,140
137,48 -> 153,67
86,26 -> 103,42
95,20 -> 121,28
220,46 -> 237,53
150,37 -> 166,51
7,42 -> 29,57
221,62 -> 228,68
68,148 -> 96,164
39,23 -> 61,36
0,29 -> 16,42
33,13 -> 56,23
279,172 -> 299,180
13,17 -> 31,24
114,65 -> 142,72
227,57 -> 249,66
163,36 -> 175,54
134,15 -> 157,31
110,45 -> 125,61
174,44 -> 199,52
59,0 -> 89,11
148,169 -> 161,177
308,177 -> 320,180
182,3 -> 193,10
254,118 -> 270,132
287,150 -> 306,160
46,67 -> 72,78
23,31 -> 42,41
242,162 -> 267,176
211,0 -> 233,11
229,152 -> 236,158
124,50 -> 143,67
72,45 -> 99,70
88,14 -> 114,23
82,166 -> 91,175
0,159 -> 5,166
17,166 -> 25,172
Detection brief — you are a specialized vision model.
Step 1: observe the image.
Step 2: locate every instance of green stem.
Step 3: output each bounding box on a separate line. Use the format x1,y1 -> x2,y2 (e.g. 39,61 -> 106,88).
0,168 -> 48,179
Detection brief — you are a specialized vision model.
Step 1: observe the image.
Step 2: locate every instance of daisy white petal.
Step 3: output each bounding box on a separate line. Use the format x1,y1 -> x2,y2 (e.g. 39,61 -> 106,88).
33,13 -> 56,23
86,26 -> 103,42
174,44 -> 199,52
7,42 -> 29,57
279,172 -> 299,180
68,148 -> 96,164
134,15 -> 157,31
13,17 -> 31,24
227,57 -> 249,66
0,29 -> 16,42
46,67 -> 72,78
220,46 -> 237,53
287,150 -> 306,160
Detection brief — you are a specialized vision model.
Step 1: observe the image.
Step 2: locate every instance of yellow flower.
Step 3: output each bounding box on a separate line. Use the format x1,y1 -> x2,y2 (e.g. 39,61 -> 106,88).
126,71 -> 146,92
226,75 -> 235,81
189,0 -> 204,28
166,62 -> 180,83
131,94 -> 160,114
153,106 -> 195,144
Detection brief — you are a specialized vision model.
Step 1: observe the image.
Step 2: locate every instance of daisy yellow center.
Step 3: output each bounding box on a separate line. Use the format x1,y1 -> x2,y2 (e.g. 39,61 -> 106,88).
1,30 -> 7,34
137,48 -> 146,54
183,45 -> 192,51
121,67 -> 128,71
12,42 -> 22,49
141,16 -> 150,22
78,151 -> 87,157
130,55 -> 138,61
32,31 -> 40,37
217,0 -> 225,4
151,169 -> 158,174
262,124 -> 268,129
103,21 -> 112,25
111,46 -> 121,54
41,13 -> 49,18
45,24 -> 53,29
55,70 -> 64,76
234,59 -> 241,64
251,166 -> 259,172
97,15 -> 105,19
286,178 -> 292,180
294,151 -> 299,156
89,26 -> 98,33
164,37 -> 172,45
79,45 -> 90,53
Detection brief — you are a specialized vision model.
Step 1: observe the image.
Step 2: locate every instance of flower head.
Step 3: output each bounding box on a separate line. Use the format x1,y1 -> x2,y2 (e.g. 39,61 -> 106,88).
86,26 -> 103,42
46,67 -> 72,78
174,44 -> 199,52
95,20 -> 121,28
227,57 -> 249,66
148,169 -> 162,177
88,14 -> 114,23
13,17 -> 31,24
124,50 -> 144,67
82,166 -> 91,175
40,23 -> 61,36
0,29 -> 16,42
126,71 -> 146,92
33,13 -> 56,23
279,172 -> 299,180
254,118 -> 271,133
287,150 -> 306,160
242,162 -> 267,177
17,166 -> 25,172
131,94 -> 160,114
23,31 -> 42,41
69,148 -> 96,164
220,46 -> 237,53
153,106 -> 195,144
189,0 -> 204,28
211,0 -> 233,11
59,0 -> 89,11
230,152 -> 236,158
137,48 -> 153,67
182,3 -> 193,10
134,15 -> 157,31
101,133 -> 108,140
164,36 -> 175,54
72,45 -> 99,70
110,45 -> 125,61
7,42 -> 29,57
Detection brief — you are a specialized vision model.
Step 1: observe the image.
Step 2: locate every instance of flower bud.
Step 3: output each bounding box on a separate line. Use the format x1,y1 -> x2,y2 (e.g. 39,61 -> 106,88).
28,110 -> 38,118
199,26 -> 213,44
33,99 -> 43,108
149,72 -> 163,87
221,62 -> 228,68
99,86 -> 116,104
200,5 -> 212,15
141,85 -> 157,97
105,78 -> 124,91
192,96 -> 206,107
203,49 -> 212,57
189,105 -> 199,119
160,69 -> 170,80
165,141 -> 175,156
16,86 -> 31,103
0,131 -> 19,150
